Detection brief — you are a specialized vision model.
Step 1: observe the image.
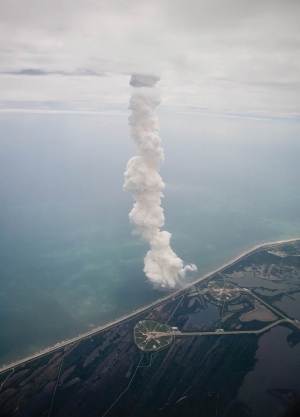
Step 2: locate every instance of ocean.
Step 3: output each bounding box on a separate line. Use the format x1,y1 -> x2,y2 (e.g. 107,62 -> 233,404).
0,110 -> 300,366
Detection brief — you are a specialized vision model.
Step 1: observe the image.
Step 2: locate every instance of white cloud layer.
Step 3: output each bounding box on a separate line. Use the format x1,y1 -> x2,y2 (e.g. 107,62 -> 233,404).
0,0 -> 299,115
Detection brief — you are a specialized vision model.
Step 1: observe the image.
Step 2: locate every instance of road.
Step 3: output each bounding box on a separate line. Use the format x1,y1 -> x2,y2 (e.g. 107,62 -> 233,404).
173,319 -> 298,337
0,237 -> 299,375
141,318 -> 298,345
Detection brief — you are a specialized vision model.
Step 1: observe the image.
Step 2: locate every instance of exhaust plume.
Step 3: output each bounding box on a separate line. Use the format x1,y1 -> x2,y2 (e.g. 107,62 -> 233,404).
124,74 -> 197,289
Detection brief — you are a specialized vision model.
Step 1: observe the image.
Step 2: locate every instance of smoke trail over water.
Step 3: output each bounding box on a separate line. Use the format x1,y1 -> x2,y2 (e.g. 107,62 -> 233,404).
124,74 -> 197,289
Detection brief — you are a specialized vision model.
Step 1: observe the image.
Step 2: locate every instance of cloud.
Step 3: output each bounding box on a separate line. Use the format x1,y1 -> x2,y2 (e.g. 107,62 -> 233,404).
0,0 -> 299,115
130,74 -> 160,88
0,69 -> 106,77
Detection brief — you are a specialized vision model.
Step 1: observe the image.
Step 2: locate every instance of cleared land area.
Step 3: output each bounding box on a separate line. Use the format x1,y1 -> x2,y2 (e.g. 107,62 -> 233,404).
134,320 -> 173,351
239,300 -> 277,322
208,280 -> 240,302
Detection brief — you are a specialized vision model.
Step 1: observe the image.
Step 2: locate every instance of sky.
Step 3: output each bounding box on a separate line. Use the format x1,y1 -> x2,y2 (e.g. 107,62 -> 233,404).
0,0 -> 300,117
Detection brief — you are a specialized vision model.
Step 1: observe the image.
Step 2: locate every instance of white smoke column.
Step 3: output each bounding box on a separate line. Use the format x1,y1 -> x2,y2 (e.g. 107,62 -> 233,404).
124,74 -> 197,289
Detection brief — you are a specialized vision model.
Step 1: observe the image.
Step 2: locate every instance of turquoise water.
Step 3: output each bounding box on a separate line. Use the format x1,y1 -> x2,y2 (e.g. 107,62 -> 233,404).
0,112 -> 300,366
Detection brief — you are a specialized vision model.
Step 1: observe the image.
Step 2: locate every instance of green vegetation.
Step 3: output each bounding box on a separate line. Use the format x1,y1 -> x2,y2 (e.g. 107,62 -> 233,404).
134,320 -> 173,351
208,280 -> 240,302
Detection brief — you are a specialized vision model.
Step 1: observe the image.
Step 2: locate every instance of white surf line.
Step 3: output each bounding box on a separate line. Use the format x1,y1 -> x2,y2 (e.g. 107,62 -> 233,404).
1,238 -> 299,374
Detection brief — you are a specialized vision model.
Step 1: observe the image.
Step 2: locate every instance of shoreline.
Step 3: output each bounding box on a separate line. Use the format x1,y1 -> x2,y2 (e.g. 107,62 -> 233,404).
1,237 -> 299,374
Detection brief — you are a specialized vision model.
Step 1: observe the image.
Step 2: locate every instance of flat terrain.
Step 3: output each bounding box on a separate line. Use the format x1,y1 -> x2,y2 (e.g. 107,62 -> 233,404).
239,300 -> 277,322
0,239 -> 300,417
134,321 -> 173,352
208,280 -> 240,301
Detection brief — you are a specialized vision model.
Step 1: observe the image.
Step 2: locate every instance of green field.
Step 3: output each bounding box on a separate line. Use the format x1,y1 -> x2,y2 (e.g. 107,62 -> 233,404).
134,320 -> 174,351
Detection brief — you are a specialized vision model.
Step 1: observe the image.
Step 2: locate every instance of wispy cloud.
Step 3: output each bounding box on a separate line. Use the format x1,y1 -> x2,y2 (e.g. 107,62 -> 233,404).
0,69 -> 106,77
0,0 -> 299,116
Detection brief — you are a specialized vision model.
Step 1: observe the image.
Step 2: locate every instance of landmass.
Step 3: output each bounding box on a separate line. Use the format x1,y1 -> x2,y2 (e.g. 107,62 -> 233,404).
1,238 -> 300,417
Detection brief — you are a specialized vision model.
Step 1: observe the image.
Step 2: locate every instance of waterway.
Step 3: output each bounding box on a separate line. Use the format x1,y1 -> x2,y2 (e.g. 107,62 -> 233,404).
183,302 -> 220,330
274,292 -> 300,320
228,272 -> 290,290
238,326 -> 300,417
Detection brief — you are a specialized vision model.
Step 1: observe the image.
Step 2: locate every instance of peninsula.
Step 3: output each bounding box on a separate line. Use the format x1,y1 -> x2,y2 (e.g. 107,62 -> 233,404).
1,238 -> 300,417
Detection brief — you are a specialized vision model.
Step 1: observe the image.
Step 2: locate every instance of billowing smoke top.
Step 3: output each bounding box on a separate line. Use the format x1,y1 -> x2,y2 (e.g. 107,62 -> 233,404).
130,74 -> 160,88
124,74 -> 197,289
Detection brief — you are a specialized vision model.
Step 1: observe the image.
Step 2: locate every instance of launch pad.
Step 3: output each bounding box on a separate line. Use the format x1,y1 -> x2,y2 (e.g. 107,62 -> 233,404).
134,320 -> 174,351
208,280 -> 240,302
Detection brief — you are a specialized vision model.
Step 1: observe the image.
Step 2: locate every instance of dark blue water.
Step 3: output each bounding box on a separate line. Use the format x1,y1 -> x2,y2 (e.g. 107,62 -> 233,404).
238,326 -> 300,417
274,292 -> 300,319
183,302 -> 220,330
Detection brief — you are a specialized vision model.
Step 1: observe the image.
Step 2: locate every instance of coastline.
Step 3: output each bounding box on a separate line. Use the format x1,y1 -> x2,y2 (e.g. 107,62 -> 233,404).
1,237 -> 299,374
